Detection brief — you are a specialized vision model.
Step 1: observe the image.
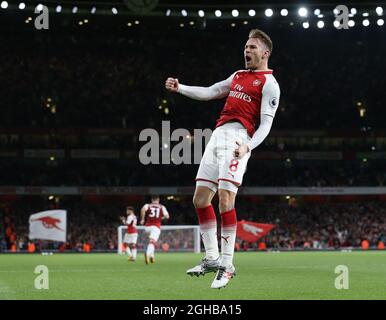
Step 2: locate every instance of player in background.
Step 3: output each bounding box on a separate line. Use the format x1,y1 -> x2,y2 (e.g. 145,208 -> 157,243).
165,29 -> 280,289
121,206 -> 138,262
140,195 -> 170,264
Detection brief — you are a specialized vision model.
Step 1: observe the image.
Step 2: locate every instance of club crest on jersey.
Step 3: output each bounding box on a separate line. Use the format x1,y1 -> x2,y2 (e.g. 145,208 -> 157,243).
252,79 -> 261,86
270,97 -> 278,108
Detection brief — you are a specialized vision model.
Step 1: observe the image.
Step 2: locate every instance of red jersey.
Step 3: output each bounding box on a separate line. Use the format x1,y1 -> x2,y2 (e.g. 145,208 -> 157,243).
126,214 -> 137,234
216,70 -> 279,137
143,203 -> 169,228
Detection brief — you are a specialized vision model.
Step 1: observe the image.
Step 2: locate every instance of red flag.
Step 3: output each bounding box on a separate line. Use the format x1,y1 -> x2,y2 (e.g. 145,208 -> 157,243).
236,220 -> 275,243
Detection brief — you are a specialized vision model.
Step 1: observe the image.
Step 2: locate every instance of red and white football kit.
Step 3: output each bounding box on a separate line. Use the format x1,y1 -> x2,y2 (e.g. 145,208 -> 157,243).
143,203 -> 170,242
178,69 -> 280,194
123,214 -> 138,244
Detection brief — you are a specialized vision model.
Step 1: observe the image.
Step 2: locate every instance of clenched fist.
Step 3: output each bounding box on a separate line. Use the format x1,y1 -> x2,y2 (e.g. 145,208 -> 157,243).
165,77 -> 179,92
233,141 -> 250,159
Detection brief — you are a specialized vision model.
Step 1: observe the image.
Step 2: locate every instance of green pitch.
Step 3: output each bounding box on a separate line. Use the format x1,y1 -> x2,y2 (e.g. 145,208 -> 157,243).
0,251 -> 385,300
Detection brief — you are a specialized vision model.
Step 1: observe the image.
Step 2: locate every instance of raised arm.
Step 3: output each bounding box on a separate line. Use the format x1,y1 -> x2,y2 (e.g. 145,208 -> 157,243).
165,73 -> 235,101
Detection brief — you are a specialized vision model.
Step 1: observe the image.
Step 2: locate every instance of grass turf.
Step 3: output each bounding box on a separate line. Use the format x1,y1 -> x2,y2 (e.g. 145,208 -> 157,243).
0,251 -> 385,300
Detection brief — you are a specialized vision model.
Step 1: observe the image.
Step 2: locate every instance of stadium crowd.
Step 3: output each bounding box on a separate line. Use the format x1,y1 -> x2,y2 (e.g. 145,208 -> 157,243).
0,27 -> 384,189
0,26 -> 385,132
0,159 -> 385,187
1,199 -> 385,252
237,201 -> 386,250
0,16 -> 385,253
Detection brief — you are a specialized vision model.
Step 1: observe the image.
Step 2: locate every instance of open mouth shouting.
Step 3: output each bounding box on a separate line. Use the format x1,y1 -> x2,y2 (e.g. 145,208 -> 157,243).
245,55 -> 253,68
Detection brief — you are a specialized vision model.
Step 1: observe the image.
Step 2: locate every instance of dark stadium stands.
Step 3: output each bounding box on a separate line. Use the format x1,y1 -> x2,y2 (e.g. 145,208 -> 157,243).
0,6 -> 385,252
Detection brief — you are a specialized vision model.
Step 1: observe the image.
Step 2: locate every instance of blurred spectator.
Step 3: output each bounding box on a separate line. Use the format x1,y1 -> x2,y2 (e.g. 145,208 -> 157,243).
1,198 -> 384,251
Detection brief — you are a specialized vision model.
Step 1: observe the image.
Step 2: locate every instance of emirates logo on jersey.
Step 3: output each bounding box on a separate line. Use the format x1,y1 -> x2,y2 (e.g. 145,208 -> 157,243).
228,90 -> 252,102
252,79 -> 261,86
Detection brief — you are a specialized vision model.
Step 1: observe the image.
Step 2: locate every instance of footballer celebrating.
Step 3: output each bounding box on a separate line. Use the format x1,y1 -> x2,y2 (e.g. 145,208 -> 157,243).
165,29 -> 280,289
140,195 -> 170,264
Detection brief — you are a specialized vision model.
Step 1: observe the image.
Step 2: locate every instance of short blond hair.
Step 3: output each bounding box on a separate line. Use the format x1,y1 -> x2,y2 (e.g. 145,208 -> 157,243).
248,29 -> 273,54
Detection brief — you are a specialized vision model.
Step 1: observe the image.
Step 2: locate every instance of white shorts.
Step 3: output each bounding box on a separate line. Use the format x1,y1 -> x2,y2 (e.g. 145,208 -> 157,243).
145,226 -> 161,242
196,122 -> 251,194
123,233 -> 138,244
